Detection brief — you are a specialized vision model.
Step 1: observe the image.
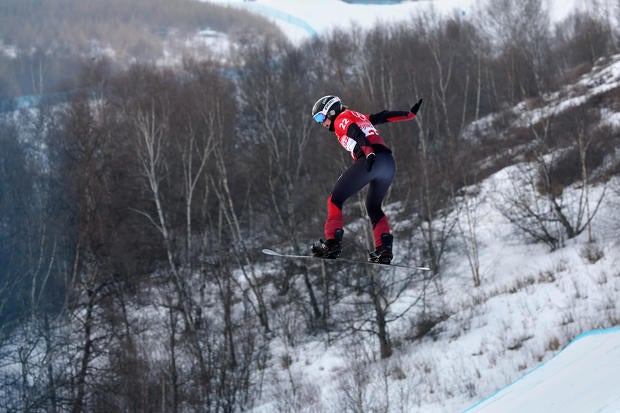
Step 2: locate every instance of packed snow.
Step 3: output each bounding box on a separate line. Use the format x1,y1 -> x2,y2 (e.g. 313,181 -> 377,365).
465,327 -> 620,412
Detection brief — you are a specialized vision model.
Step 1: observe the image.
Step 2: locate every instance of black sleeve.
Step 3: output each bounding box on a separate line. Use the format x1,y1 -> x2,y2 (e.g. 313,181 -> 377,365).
346,123 -> 372,159
369,110 -> 414,125
346,123 -> 371,146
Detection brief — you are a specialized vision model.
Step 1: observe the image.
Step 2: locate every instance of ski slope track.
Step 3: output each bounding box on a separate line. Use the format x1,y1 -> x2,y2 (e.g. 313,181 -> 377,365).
201,0 -> 583,45
465,327 -> 620,413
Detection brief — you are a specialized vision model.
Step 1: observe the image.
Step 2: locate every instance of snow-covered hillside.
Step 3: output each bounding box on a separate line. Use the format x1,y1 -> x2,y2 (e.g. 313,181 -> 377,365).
248,56 -> 620,413
2,2 -> 618,412
253,172 -> 619,412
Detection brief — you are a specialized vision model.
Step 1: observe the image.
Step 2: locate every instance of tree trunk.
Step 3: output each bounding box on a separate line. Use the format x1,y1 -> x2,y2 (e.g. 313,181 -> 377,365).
369,277 -> 392,359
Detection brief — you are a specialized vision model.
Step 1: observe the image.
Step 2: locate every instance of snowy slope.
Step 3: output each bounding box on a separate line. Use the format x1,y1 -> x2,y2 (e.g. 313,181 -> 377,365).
254,173 -> 619,413
203,0 -> 474,44
465,327 -> 620,413
200,0 -> 584,45
252,188 -> 620,412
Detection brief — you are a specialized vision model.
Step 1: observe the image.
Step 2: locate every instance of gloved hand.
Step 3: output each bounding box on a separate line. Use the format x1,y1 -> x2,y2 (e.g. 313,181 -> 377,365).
354,144 -> 376,172
361,146 -> 376,172
411,98 -> 423,115
365,152 -> 376,171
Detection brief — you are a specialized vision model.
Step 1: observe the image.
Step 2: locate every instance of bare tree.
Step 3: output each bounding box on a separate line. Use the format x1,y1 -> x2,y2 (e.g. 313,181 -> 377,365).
479,0 -> 552,98
209,126 -> 271,332
414,115 -> 458,276
455,185 -> 483,287
235,37 -> 325,325
338,266 -> 431,359
494,118 -> 606,250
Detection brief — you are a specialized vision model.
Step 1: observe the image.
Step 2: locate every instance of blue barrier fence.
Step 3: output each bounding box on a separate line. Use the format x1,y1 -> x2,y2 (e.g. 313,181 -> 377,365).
244,3 -> 318,37
342,0 -> 404,4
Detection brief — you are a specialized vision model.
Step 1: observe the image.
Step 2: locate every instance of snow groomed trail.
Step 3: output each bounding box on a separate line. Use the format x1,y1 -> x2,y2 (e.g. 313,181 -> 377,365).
464,327 -> 620,413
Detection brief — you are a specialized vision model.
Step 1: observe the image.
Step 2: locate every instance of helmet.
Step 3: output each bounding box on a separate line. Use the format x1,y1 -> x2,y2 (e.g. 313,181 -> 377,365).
312,95 -> 343,123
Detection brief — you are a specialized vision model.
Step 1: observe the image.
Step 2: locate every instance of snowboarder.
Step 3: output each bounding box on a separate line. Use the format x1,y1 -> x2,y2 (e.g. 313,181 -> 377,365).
310,95 -> 423,264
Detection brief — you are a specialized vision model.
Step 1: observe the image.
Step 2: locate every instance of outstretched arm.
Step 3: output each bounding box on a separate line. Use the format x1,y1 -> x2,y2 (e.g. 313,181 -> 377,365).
368,98 -> 423,125
368,110 -> 414,125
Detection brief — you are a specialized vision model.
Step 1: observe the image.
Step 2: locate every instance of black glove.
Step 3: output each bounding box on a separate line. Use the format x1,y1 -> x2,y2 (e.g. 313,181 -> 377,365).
411,98 -> 423,115
365,152 -> 376,172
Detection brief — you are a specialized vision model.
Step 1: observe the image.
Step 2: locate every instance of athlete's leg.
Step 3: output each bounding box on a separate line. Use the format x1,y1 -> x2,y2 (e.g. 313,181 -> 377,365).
324,160 -> 371,239
365,153 -> 395,247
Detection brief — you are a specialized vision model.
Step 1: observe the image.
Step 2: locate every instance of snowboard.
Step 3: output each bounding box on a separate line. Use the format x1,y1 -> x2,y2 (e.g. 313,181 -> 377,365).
262,248 -> 430,271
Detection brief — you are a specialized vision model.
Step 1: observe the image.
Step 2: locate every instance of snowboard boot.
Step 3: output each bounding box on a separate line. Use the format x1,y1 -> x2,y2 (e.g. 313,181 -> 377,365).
369,233 -> 393,264
311,229 -> 344,259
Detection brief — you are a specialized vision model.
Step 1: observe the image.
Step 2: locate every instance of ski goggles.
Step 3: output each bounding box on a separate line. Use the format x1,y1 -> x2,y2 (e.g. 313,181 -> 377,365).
313,111 -> 327,123
312,109 -> 327,123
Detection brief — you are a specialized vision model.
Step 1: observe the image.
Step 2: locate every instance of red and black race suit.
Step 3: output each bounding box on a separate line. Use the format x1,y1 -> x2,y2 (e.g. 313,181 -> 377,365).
324,109 -> 415,247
